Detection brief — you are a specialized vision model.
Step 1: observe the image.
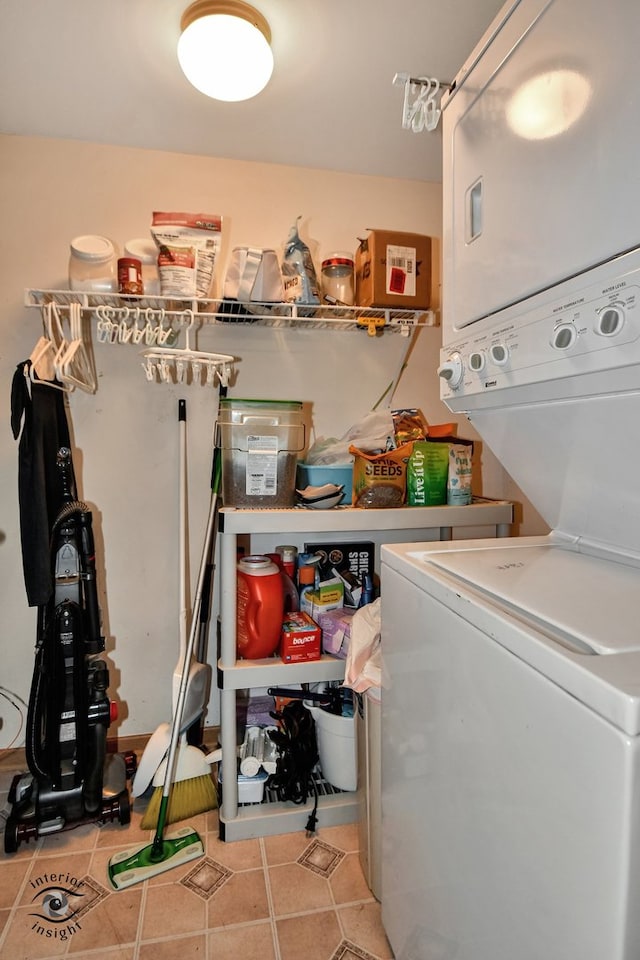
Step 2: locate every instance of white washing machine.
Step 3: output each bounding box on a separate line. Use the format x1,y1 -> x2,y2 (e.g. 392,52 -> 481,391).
381,0 -> 640,955
381,535 -> 640,960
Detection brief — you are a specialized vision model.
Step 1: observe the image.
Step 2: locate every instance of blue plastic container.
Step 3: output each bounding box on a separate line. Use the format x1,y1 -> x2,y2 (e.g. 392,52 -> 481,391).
296,462 -> 354,505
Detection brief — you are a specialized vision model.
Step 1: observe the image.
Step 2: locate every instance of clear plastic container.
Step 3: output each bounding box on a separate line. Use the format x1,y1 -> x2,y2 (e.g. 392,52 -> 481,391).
124,238 -> 160,296
217,399 -> 305,507
69,235 -> 117,293
321,252 -> 355,306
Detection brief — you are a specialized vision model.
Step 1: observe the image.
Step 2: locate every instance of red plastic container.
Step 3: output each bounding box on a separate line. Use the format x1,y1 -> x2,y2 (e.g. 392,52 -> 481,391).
236,555 -> 284,659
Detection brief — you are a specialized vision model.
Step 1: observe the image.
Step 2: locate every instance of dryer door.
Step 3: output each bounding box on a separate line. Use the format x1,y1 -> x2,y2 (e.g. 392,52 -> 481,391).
442,0 -> 640,336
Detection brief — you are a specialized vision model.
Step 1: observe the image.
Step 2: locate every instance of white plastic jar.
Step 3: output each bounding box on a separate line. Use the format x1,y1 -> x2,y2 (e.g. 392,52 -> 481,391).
69,235 -> 117,293
124,238 -> 161,296
321,252 -> 355,306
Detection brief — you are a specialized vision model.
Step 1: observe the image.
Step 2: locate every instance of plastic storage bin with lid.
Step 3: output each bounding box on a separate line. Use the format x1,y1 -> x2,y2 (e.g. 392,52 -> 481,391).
217,399 -> 306,507
68,235 -> 117,293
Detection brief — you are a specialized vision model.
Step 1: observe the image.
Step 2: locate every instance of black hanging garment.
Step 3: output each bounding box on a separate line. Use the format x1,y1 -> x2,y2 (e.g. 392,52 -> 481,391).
10,362 -> 75,606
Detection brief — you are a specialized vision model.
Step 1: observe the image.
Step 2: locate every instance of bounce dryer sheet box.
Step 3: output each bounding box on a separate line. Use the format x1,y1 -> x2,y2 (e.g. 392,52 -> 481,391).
355,230 -> 431,309
280,612 -> 322,664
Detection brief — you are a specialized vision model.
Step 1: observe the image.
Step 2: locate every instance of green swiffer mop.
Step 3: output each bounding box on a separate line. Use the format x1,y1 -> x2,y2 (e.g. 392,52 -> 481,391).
107,607 -> 206,890
107,406 -> 222,890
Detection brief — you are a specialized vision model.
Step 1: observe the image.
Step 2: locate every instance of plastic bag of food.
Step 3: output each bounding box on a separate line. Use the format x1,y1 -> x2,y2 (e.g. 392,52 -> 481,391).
448,440 -> 474,505
406,441 -> 449,506
305,410 -> 395,465
427,421 -> 457,437
281,216 -> 320,304
349,441 -> 413,508
392,408 -> 428,446
151,211 -> 223,298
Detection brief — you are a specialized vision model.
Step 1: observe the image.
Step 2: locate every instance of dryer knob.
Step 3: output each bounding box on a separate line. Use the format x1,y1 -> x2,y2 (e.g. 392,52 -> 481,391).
489,343 -> 510,366
469,350 -> 486,373
437,353 -> 464,389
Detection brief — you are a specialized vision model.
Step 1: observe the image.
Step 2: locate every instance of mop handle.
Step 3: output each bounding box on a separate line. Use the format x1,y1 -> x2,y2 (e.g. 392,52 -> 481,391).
152,465 -> 220,849
178,399 -> 188,661
152,397 -> 224,849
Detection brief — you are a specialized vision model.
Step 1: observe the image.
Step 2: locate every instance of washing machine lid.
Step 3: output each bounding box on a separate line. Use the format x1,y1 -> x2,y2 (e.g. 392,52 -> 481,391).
427,541 -> 640,656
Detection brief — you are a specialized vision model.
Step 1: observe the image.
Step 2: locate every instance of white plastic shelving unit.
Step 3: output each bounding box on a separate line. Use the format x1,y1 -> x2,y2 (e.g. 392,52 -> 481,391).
217,499 -> 513,841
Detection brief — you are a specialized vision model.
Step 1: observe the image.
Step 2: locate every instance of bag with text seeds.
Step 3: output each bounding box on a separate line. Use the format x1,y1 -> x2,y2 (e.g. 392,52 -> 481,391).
349,442 -> 413,508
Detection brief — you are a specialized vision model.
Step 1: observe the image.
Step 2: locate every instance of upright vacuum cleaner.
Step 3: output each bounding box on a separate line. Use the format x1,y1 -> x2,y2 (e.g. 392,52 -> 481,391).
4,447 -> 134,853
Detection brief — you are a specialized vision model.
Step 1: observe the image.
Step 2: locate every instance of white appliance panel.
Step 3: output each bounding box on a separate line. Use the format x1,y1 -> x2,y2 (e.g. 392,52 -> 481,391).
427,541 -> 640,655
442,0 -> 640,334
381,546 -> 640,960
438,216 -> 640,550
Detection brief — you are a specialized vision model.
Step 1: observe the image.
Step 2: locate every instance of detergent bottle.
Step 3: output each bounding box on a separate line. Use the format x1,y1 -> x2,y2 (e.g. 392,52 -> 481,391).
236,555 -> 284,659
266,552 -> 299,614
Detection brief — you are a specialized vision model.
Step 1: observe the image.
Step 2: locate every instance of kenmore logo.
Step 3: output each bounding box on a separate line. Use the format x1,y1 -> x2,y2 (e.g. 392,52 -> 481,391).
484,379 -> 497,388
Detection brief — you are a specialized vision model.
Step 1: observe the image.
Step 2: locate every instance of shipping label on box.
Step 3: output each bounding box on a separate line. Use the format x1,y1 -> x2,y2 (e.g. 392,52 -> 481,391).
355,229 -> 431,309
280,612 -> 322,663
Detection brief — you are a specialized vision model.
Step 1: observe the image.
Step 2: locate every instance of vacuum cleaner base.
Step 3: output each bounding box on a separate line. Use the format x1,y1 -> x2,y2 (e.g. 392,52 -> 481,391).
3,750 -> 137,853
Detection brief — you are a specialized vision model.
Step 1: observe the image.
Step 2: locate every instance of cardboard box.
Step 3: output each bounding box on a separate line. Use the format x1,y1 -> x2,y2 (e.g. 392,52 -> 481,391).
355,229 -> 432,309
305,541 -> 375,585
317,607 -> 357,659
280,612 -> 322,663
300,579 -> 344,621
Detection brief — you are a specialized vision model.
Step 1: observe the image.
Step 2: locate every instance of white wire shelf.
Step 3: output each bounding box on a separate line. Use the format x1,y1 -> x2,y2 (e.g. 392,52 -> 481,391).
25,289 -> 436,336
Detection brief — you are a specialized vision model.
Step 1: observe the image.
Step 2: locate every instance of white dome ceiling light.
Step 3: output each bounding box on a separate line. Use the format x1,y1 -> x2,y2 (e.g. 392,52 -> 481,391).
177,0 -> 274,102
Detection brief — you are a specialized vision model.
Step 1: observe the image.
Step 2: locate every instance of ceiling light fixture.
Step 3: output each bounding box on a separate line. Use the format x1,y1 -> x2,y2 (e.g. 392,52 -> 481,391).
177,0 -> 274,102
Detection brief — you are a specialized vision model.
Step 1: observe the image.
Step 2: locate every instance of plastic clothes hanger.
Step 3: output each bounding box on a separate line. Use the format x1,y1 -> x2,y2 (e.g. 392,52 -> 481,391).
59,301 -> 97,394
28,303 -> 57,381
27,302 -> 74,393
141,310 -> 236,387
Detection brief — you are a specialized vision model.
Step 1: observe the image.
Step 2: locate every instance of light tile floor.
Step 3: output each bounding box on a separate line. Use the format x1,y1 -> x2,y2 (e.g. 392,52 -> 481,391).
0,753 -> 392,960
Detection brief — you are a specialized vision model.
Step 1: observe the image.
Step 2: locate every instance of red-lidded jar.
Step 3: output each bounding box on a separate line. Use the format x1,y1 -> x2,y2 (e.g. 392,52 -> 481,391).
321,252 -> 355,306
117,257 -> 143,297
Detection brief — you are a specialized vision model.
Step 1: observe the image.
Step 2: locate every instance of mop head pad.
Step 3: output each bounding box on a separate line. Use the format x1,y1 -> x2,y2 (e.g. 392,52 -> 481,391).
107,826 -> 204,890
140,773 -> 218,831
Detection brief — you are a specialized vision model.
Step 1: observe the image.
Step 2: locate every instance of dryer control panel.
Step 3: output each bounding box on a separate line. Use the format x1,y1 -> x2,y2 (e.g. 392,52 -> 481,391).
439,250 -> 640,413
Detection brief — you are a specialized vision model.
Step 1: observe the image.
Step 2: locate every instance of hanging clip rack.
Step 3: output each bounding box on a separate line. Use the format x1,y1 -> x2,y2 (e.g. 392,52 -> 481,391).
141,309 -> 237,387
393,72 -> 453,133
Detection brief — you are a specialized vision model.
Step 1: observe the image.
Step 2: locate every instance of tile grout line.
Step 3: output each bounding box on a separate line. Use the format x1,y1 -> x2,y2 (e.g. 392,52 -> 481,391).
259,835 -> 282,960
131,873 -> 149,960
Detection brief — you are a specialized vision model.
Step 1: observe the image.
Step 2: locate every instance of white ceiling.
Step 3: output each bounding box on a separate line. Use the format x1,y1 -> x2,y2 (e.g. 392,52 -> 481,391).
0,0 -> 505,182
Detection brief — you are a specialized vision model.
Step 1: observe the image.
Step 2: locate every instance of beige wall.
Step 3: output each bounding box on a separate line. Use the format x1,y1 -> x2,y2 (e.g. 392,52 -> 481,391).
0,134 -> 547,739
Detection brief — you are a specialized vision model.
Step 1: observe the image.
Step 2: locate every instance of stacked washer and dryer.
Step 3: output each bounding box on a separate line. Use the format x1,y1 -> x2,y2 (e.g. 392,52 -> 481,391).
381,1 -> 640,958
